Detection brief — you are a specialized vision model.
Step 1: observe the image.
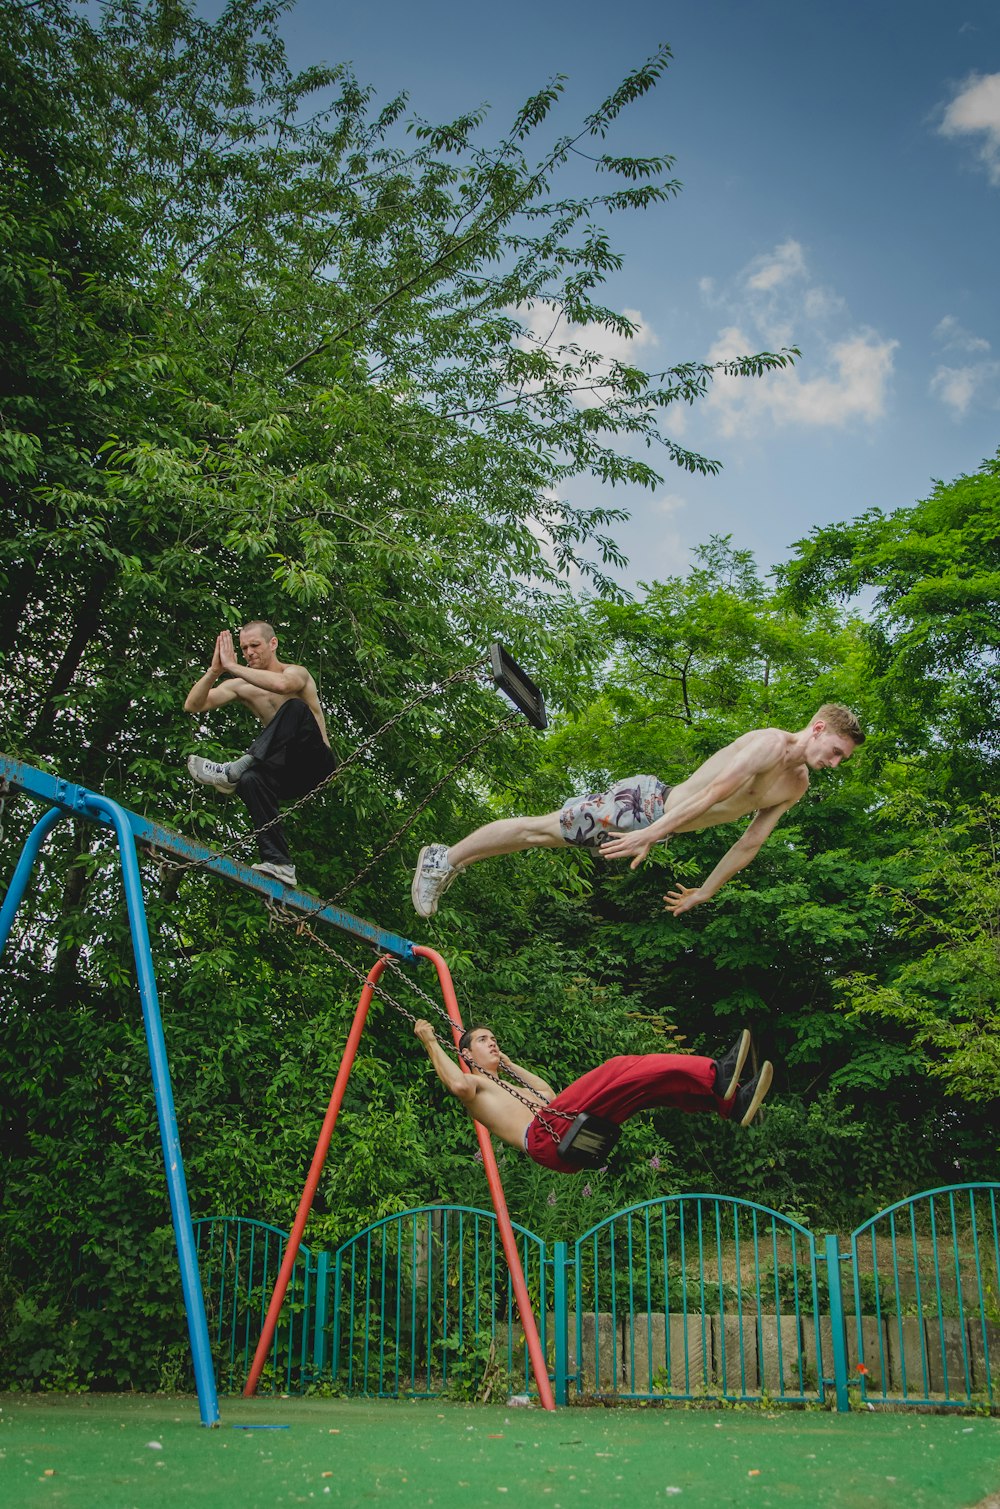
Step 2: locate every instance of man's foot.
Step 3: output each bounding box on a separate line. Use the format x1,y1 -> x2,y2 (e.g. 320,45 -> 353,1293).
733,1061 -> 773,1127
252,861 -> 297,887
715,1028 -> 751,1101
187,755 -> 236,794
411,843 -> 462,917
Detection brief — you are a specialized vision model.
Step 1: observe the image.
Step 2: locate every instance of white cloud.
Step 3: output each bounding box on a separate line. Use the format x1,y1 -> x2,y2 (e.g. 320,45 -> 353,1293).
745,238 -> 807,292
933,314 -> 991,354
653,492 -> 687,516
938,72 -> 1000,183
929,360 -> 1000,417
698,245 -> 898,436
706,327 -> 897,436
516,302 -> 659,409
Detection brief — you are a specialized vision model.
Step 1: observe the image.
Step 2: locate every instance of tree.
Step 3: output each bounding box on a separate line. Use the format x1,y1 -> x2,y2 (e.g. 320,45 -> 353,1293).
778,452 -> 1000,796
0,0 -> 798,1388
836,796 -> 1000,1106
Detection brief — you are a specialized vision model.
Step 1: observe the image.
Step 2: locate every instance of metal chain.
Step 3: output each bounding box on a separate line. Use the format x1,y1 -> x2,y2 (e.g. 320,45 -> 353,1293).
264,904 -> 571,1122
0,778 -> 8,844
328,712 -> 518,901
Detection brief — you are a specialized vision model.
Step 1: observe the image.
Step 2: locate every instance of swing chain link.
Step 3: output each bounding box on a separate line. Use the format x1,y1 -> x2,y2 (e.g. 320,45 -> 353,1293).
328,711 -> 518,902
378,956 -> 563,1115
0,778 -> 8,844
263,902 -> 569,1122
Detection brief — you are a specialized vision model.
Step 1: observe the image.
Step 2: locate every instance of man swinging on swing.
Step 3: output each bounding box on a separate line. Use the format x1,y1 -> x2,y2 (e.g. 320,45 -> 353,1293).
413,1020 -> 772,1174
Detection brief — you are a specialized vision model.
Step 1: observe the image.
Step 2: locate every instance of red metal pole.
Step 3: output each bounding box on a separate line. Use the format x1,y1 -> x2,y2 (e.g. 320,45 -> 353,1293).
413,945 -> 556,1411
242,956 -> 388,1397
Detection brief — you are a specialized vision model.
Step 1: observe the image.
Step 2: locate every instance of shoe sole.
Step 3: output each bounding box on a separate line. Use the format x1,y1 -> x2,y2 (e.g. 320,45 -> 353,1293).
721,1028 -> 751,1101
740,1061 -> 773,1127
411,845 -> 437,918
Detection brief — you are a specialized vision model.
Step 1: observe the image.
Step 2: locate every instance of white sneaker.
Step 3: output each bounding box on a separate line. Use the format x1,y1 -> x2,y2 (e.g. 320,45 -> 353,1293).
252,861 -> 297,887
188,755 -> 236,793
411,844 -> 462,917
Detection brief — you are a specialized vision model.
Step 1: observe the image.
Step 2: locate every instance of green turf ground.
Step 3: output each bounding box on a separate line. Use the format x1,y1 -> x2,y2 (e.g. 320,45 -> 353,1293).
1,1393 -> 999,1508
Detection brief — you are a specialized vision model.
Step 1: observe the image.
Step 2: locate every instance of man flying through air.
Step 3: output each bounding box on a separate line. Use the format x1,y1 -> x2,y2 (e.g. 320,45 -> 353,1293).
411,705 -> 864,918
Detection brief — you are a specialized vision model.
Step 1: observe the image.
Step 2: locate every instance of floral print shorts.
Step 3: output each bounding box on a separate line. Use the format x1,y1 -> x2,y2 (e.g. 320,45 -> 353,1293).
558,774 -> 671,848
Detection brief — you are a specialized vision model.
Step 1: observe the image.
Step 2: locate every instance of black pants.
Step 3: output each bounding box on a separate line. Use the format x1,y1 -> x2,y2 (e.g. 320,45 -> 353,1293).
236,700 -> 335,865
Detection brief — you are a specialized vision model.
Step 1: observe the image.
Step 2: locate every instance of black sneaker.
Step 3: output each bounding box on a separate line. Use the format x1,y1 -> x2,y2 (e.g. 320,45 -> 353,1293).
732,1061 -> 773,1127
714,1028 -> 751,1101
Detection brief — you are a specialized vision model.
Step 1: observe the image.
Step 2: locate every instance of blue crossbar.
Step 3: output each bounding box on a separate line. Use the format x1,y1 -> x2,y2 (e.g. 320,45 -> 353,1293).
0,756 -> 417,962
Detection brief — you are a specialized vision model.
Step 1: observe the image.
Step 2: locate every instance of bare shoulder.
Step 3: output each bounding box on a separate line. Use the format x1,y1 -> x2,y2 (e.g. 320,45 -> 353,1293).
721,726 -> 788,768
277,660 -> 310,691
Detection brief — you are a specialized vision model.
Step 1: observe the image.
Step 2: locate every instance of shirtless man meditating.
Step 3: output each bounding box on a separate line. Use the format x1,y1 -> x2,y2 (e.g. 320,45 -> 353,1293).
183,621 -> 334,887
411,704 -> 864,918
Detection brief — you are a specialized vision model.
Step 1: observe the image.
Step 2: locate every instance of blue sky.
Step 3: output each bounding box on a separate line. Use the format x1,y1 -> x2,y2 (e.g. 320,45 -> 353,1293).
275,0 -> 999,591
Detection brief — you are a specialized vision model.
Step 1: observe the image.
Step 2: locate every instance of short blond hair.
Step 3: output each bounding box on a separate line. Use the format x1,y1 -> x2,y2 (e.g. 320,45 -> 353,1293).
814,703 -> 865,745
241,620 -> 277,640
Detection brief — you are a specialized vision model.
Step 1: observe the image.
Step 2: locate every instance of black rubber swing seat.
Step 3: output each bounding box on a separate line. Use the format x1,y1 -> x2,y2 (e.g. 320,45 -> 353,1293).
557,1111 -> 621,1169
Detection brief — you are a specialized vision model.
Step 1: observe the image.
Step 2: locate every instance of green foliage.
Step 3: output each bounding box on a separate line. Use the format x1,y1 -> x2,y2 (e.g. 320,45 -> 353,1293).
1,0 -> 996,1397
779,452 -> 1000,793
836,797 -> 1000,1106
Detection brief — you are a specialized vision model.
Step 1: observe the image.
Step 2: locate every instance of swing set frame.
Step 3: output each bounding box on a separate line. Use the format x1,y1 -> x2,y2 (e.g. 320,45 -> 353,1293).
0,755 -> 555,1421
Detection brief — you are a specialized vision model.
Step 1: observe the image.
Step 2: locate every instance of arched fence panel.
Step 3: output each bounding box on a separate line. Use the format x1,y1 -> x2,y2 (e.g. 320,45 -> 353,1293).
324,1205 -> 548,1401
193,1217 -> 318,1396
195,1183 -> 1000,1413
850,1183 -> 1000,1410
569,1194 -> 824,1403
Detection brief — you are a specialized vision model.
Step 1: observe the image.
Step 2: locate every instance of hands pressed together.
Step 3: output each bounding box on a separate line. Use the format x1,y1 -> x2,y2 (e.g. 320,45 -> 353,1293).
212,630 -> 238,674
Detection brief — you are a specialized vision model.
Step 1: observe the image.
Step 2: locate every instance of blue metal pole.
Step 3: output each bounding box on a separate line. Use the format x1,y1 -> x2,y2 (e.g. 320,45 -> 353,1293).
0,756 -> 416,962
552,1241 -> 569,1406
79,791 -> 220,1427
824,1234 -> 850,1412
313,1251 -> 330,1382
0,807 -> 66,953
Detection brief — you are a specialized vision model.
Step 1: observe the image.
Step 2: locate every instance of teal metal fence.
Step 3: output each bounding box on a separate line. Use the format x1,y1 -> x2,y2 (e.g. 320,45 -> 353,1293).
198,1182 -> 1000,1412
566,1194 -> 824,1404
194,1217 -> 320,1395
849,1183 -> 999,1411
328,1205 -> 546,1400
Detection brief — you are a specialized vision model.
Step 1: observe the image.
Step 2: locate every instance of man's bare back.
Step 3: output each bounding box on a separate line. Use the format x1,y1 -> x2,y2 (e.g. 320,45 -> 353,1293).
659,728 -> 810,833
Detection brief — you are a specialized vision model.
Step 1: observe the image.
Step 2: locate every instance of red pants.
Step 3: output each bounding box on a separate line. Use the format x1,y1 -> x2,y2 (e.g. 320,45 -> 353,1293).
524,1054 -> 730,1174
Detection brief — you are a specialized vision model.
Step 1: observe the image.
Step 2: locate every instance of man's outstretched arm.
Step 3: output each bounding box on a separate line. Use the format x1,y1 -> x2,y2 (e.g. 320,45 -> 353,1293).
664,802 -> 790,915
414,1020 -> 477,1107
